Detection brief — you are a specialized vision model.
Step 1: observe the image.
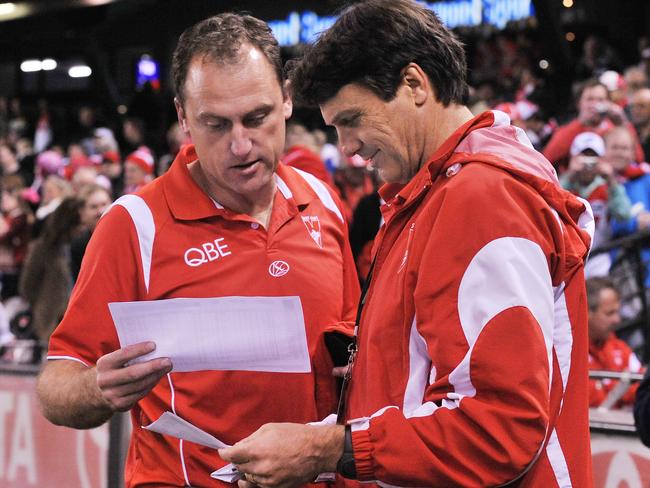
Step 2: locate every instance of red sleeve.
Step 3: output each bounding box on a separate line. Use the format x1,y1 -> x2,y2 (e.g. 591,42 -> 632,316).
47,205 -> 144,366
543,121 -> 583,169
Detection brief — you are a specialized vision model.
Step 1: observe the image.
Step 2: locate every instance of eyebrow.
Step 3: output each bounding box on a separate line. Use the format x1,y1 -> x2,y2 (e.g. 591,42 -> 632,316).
198,103 -> 275,122
330,109 -> 363,126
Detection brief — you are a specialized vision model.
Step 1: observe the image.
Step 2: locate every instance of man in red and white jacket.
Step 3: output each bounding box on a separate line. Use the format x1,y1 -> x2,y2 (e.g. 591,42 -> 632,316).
221,2 -> 595,487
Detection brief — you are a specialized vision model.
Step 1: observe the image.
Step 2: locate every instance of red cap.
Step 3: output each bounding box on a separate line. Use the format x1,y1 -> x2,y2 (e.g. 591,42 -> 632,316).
126,147 -> 154,174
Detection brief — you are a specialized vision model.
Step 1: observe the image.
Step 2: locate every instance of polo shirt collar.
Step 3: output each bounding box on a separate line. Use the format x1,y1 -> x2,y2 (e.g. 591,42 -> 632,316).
275,162 -> 314,209
163,145 -> 226,221
163,146 -> 312,221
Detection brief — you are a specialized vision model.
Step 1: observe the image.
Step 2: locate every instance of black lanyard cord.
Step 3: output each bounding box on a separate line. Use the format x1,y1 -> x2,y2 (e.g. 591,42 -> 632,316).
336,258 -> 376,424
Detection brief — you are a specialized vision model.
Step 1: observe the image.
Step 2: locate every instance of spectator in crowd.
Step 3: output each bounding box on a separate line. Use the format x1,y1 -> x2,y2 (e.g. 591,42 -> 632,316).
34,99 -> 53,154
33,174 -> 72,237
606,127 -> 650,323
36,12 -> 358,488
14,137 -> 36,186
608,126 -> 650,241
73,105 -> 99,154
7,98 -> 28,146
122,147 -> 154,194
544,79 -> 644,169
623,66 -> 648,98
31,149 -> 64,195
560,132 -> 630,277
599,70 -> 628,108
71,165 -> 110,193
631,87 -> 650,160
92,127 -> 119,155
157,122 -> 187,175
0,143 -> 32,186
587,277 -> 643,408
96,150 -> 123,197
0,175 -> 32,300
282,121 -> 333,185
640,46 -> 650,80
220,1 -> 593,486
69,184 -> 112,281
121,116 -> 150,156
19,197 -> 83,345
575,35 -> 621,80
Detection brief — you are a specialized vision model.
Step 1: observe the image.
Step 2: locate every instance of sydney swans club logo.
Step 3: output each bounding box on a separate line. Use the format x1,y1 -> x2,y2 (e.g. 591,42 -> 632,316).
302,215 -> 322,248
184,237 -> 232,267
268,260 -> 290,277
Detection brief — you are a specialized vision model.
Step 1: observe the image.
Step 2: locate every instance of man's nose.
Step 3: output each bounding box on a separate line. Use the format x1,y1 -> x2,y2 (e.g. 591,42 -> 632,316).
338,130 -> 361,158
230,126 -> 253,159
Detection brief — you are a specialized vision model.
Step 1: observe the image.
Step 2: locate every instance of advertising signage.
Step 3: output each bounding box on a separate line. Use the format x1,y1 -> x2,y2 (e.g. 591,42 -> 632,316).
269,0 -> 534,46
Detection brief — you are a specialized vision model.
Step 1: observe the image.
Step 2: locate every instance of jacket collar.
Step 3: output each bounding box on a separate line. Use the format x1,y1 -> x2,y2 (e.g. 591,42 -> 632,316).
379,111 -> 496,207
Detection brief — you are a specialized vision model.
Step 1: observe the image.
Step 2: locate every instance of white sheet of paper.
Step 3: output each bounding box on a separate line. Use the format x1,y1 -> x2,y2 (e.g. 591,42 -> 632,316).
109,296 -> 311,373
142,411 -> 230,449
211,464 -> 243,483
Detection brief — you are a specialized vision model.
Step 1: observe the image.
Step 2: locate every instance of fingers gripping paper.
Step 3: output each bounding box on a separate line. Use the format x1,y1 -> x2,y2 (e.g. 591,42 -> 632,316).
109,296 -> 311,373
143,412 -> 337,483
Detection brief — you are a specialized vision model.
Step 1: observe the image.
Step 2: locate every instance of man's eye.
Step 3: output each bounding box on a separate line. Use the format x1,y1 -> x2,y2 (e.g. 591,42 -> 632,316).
246,114 -> 267,127
206,122 -> 225,131
341,115 -> 360,127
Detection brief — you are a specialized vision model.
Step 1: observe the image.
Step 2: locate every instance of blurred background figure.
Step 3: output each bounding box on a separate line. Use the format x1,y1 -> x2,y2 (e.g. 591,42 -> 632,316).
32,174 -> 72,237
587,277 -> 644,408
630,87 -> 650,160
282,121 -> 332,185
561,131 -> 631,277
544,79 -> 644,169
123,146 -> 154,194
0,175 -> 32,301
69,184 -> 112,281
157,122 -> 187,175
19,197 -> 83,347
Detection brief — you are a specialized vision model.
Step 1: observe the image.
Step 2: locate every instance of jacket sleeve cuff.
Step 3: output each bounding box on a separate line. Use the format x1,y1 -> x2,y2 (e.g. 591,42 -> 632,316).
351,428 -> 375,481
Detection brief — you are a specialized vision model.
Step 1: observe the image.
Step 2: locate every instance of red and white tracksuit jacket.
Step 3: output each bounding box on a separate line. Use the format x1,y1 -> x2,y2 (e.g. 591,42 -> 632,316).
343,111 -> 594,487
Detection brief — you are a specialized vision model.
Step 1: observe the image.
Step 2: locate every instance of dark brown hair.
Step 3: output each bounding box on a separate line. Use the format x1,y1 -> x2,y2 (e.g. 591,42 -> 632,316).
288,0 -> 469,107
40,197 -> 83,248
172,13 -> 282,105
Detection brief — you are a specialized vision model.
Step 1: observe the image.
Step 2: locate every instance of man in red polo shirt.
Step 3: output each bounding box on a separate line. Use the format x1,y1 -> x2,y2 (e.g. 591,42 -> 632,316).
35,13 -> 358,487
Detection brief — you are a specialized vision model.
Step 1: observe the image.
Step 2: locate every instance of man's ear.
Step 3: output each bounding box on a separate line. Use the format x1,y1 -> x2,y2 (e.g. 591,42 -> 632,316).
174,97 -> 189,133
402,63 -> 430,106
282,80 -> 294,120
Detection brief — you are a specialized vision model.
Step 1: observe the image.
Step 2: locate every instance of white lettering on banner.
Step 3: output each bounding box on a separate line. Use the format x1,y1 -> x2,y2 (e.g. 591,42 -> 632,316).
7,393 -> 36,483
184,237 -> 232,267
269,2 -> 533,46
0,391 -> 11,478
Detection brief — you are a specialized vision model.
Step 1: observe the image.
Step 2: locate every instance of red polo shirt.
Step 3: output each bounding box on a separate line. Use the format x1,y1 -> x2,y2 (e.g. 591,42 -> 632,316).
48,146 -> 359,487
